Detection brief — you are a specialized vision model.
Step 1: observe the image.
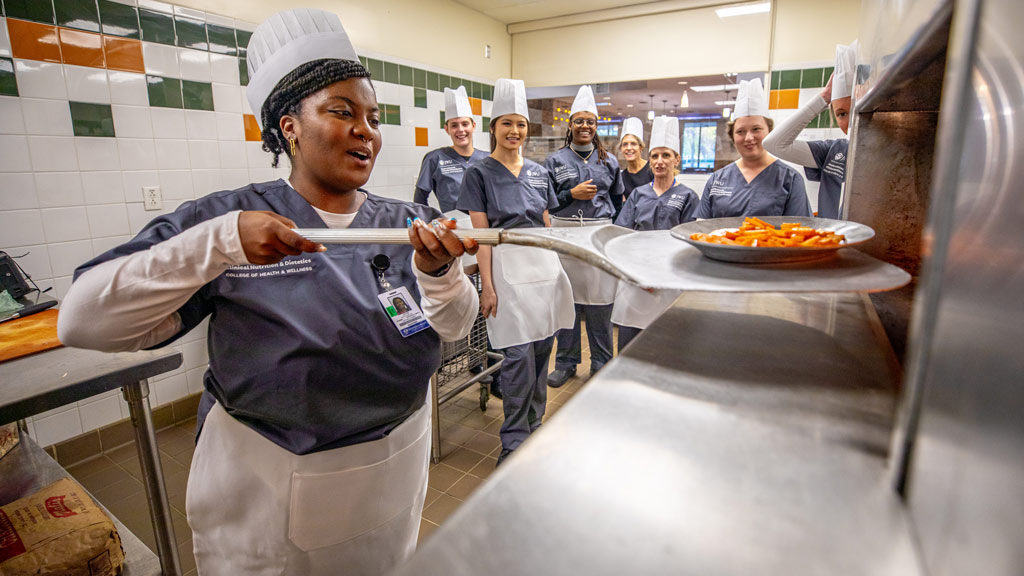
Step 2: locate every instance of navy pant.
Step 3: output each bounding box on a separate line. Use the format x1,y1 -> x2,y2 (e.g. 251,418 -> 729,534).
554,303 -> 613,372
616,325 -> 642,354
498,336 -> 555,453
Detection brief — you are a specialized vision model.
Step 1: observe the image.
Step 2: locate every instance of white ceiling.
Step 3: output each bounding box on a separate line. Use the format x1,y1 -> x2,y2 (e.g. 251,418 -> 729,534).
452,0 -> 669,25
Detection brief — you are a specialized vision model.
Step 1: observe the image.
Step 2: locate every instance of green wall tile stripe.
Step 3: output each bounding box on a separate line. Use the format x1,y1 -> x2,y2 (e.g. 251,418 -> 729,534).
146,75 -> 183,108
182,79 -> 214,111
55,0 -> 101,33
98,0 -> 140,39
70,101 -> 116,137
4,0 -> 55,24
0,57 -> 19,97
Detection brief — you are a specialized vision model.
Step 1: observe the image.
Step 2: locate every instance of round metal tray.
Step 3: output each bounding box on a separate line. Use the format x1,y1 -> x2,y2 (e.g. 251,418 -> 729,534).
670,217 -> 875,263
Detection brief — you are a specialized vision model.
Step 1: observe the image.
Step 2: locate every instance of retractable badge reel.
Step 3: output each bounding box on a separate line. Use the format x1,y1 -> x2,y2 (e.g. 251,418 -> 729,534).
371,253 -> 430,338
371,254 -> 392,292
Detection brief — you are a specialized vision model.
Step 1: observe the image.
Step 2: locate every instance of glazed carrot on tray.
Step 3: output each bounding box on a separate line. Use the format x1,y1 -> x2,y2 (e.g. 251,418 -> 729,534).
690,217 -> 846,248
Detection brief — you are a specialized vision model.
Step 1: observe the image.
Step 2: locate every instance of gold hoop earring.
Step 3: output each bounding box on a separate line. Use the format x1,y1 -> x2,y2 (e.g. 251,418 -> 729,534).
289,138 -> 297,157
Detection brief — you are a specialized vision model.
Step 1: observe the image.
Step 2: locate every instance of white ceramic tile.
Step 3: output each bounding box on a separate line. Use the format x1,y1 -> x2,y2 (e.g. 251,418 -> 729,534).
154,139 -> 190,170
107,70 -> 150,105
184,109 -> 218,140
191,168 -> 222,196
13,60 -> 66,99
28,136 -> 79,172
174,5 -> 205,19
126,201 -> 161,234
79,395 -> 123,431
245,141 -> 272,168
92,234 -> 130,255
86,204 -> 130,237
107,0 -> 136,6
138,0 -> 173,13
64,65 -> 111,104
178,48 -> 211,82
181,338 -> 208,369
117,138 -> 158,170
240,85 -> 252,114
3,244 -> 52,280
34,172 -> 84,207
0,209 -> 45,246
233,19 -> 256,33
150,107 -> 186,139
188,140 -> 220,170
211,82 -> 240,113
249,168 -> 275,183
205,13 -> 233,27
142,42 -> 179,78
185,365 -> 206,395
158,169 -> 193,199
47,240 -> 94,276
217,140 -> 246,169
0,96 -> 25,134
0,17 -> 11,58
52,274 -> 74,301
209,54 -> 239,85
121,170 -> 158,204
81,171 -> 125,204
0,135 -> 31,172
153,372 -> 188,406
41,206 -> 90,242
215,112 -> 243,141
32,408 -> 83,447
0,172 -> 37,210
75,137 -> 121,171
21,98 -> 73,136
111,105 -> 153,138
221,168 -> 249,190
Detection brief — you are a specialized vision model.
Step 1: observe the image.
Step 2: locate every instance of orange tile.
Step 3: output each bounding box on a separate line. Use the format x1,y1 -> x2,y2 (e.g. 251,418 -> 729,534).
60,28 -> 104,68
415,126 -> 428,147
103,36 -> 144,73
243,114 -> 262,141
768,90 -> 781,110
776,89 -> 800,110
468,97 -> 482,116
8,19 -> 62,63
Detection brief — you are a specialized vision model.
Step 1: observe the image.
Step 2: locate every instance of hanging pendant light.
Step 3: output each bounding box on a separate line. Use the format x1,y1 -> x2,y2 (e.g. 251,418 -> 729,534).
680,90 -> 689,108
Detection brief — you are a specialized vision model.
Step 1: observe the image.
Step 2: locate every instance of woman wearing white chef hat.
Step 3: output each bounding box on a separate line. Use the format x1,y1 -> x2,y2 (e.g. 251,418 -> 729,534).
616,117 -> 653,216
414,85 -> 488,213
694,78 -> 811,219
58,7 -> 480,575
612,116 -> 698,349
763,42 -> 858,219
544,85 -> 624,387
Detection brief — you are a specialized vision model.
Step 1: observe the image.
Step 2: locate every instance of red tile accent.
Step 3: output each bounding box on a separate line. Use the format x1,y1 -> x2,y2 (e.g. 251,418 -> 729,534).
8,19 -> 62,63
243,114 -> 261,142
103,36 -> 144,73
59,28 -> 105,68
415,126 -> 428,147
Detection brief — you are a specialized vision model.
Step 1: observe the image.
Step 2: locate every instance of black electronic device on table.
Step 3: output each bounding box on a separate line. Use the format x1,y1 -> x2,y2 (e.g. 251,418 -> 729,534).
0,251 -> 57,323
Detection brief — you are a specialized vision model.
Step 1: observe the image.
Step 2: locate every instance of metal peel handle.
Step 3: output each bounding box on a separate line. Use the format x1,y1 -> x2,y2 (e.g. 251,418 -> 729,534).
293,228 -> 504,245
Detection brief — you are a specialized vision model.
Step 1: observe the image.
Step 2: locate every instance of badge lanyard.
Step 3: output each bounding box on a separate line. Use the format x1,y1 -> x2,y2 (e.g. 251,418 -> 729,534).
371,254 -> 430,338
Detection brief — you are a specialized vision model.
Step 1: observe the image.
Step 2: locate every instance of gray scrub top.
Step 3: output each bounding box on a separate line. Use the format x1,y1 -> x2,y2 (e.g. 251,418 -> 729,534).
544,146 -> 622,219
804,138 -> 849,219
457,157 -> 558,229
695,161 -> 811,219
74,180 -> 443,455
414,147 -> 489,212
615,181 -> 699,231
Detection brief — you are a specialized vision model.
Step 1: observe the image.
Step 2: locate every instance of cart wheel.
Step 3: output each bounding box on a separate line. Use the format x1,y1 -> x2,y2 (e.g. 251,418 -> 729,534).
479,385 -> 489,411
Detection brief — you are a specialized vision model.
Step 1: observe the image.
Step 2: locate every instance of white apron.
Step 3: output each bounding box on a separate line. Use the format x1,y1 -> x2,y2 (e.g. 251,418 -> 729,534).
487,244 -> 574,349
550,216 -> 618,305
610,281 -> 681,330
186,398 -> 431,576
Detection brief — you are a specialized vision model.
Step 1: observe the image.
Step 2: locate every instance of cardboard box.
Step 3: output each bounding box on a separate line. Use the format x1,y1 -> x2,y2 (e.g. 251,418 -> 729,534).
0,477 -> 124,575
0,422 -> 17,461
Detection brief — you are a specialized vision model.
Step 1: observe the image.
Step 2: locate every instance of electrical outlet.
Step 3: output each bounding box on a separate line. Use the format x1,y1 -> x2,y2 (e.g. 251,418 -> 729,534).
142,186 -> 162,211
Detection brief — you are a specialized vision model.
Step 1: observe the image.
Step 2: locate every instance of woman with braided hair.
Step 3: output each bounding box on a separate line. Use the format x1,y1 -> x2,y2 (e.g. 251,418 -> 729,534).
58,8 -> 479,575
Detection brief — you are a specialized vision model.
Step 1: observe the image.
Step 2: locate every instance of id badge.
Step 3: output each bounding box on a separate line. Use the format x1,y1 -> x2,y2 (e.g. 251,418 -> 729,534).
378,286 -> 430,338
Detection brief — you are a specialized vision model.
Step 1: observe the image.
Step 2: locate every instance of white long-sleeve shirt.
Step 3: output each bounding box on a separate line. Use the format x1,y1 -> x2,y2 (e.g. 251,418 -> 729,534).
762,94 -> 829,168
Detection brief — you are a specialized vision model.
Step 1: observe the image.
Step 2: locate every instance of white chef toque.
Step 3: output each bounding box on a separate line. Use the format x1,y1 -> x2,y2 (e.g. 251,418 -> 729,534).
831,41 -> 859,100
570,85 -> 598,117
620,117 -> 644,142
444,86 -> 473,121
732,78 -> 768,119
245,8 -> 359,129
491,78 -> 529,120
648,116 -> 680,155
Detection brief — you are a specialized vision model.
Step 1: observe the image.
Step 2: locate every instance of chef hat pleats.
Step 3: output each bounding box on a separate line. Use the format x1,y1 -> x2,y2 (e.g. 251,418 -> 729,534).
491,78 -> 529,120
832,41 -> 859,100
570,85 -> 598,117
444,86 -> 473,121
621,117 -> 644,142
649,116 -> 680,155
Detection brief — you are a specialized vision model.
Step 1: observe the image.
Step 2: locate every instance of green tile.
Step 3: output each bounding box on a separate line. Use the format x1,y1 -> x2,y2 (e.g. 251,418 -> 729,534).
481,116 -> 490,131
4,0 -> 55,24
427,71 -> 439,92
473,82 -> 484,99
483,84 -> 493,101
386,104 -> 400,125
0,57 -> 18,97
55,0 -> 101,32
366,58 -> 383,80
801,68 -> 824,89
238,56 -> 249,86
771,70 -> 781,90
182,80 -> 214,111
438,74 -> 450,91
206,24 -> 236,55
175,16 -> 207,51
383,61 -> 399,84
98,0 -> 139,39
146,75 -> 182,108
69,102 -> 115,137
807,114 -> 818,129
819,110 -> 832,129
139,8 -> 176,45
235,29 -> 252,55
822,66 -> 834,84
414,68 -> 426,89
399,64 -> 413,87
439,110 -> 445,129
358,55 -> 367,68
779,69 -> 801,90
414,87 -> 427,109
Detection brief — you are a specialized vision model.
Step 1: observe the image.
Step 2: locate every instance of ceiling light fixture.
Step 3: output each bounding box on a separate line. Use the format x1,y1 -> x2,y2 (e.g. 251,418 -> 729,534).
680,91 -> 689,108
716,2 -> 770,18
691,84 -> 741,93
647,110 -> 655,120
714,100 -> 737,106
722,107 -> 731,118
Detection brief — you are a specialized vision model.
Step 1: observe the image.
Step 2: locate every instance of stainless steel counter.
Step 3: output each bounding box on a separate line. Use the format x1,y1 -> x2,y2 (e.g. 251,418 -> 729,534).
392,292 -> 922,575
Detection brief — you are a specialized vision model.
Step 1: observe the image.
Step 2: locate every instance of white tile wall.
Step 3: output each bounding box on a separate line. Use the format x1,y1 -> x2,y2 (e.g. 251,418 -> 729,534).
35,172 -> 84,207
65,65 -> 112,104
21,98 -> 73,136
185,109 -> 218,140
0,17 -> 10,58
82,171 -> 126,204
75,137 -> 121,171
0,172 -> 37,210
0,96 -> 25,134
112,105 -> 154,138
142,42 -> 179,77
28,136 -> 79,172
107,71 -> 150,106
14,60 -> 67,99
150,107 -> 187,139
178,48 -> 211,82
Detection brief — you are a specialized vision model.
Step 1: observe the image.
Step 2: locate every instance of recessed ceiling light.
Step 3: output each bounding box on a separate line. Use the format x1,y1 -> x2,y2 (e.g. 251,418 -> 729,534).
603,96 -> 611,100
716,2 -> 770,18
626,104 -> 633,108
677,81 -> 688,85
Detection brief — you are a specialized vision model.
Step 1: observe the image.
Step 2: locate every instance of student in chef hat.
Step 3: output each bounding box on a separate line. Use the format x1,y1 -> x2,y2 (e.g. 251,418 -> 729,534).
694,77 -> 811,219
763,41 -> 858,219
59,7 -> 480,575
617,117 -> 654,214
414,86 -> 489,212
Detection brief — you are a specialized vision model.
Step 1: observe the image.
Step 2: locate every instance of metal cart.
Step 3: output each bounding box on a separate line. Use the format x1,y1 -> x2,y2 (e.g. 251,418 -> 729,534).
430,272 -> 503,464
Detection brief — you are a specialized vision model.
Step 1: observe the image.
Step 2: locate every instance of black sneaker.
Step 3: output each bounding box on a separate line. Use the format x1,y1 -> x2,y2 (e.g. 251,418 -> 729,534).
547,367 -> 576,388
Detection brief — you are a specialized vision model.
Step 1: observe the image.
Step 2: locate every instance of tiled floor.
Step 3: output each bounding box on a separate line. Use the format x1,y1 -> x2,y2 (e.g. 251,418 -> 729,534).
66,335 -> 603,575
